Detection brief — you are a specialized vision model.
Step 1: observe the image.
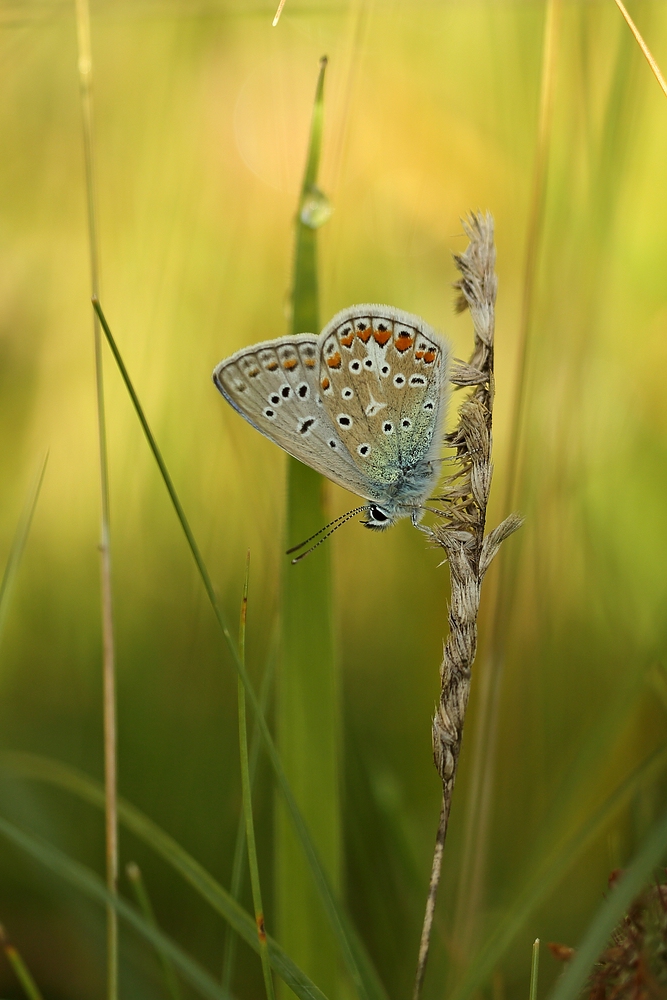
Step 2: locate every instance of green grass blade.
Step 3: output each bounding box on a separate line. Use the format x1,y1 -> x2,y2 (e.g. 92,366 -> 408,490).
91,298 -> 384,1000
448,744 -> 667,1000
0,752 -> 327,1000
237,557 -> 275,1000
529,939 -> 539,1000
0,926 -> 45,1000
0,454 -> 48,650
126,862 -> 182,1000
548,803 -> 667,1000
222,623 -> 277,989
277,55 -> 342,999
0,816 -> 234,1000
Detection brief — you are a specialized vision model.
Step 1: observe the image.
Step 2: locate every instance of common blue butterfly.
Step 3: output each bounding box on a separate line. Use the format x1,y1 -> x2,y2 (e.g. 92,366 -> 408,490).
213,304 -> 451,531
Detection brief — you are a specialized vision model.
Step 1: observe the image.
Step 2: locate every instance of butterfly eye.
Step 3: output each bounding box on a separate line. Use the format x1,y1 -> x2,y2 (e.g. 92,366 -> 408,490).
369,505 -> 388,522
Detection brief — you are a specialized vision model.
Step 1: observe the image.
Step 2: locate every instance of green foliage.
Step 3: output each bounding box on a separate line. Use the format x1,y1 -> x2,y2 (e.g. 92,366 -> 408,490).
277,55 -> 342,1000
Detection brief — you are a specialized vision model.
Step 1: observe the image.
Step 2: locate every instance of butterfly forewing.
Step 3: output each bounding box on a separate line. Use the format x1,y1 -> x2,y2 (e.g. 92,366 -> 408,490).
213,334 -> 374,496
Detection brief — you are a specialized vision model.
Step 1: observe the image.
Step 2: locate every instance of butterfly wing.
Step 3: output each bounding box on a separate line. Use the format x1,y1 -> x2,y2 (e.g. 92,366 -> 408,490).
213,334 -> 376,498
317,305 -> 450,497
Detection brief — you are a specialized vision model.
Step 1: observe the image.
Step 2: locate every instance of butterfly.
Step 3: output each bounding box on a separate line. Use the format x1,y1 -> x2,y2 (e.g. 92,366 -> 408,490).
212,304 -> 451,536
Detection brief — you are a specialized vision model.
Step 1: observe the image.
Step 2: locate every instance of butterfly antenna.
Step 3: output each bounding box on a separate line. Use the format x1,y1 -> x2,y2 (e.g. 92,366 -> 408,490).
286,506 -> 368,555
287,506 -> 369,564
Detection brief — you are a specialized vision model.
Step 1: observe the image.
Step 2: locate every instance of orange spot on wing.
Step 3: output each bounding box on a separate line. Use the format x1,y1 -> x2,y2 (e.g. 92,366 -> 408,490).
248,367 -> 260,377
356,327 -> 372,343
395,333 -> 414,353
283,358 -> 298,370
305,358 -> 316,368
256,912 -> 267,944
321,376 -> 330,390
340,331 -> 354,347
326,352 -> 342,369
373,328 -> 392,346
266,361 -> 279,371
423,350 -> 436,364
415,351 -> 424,360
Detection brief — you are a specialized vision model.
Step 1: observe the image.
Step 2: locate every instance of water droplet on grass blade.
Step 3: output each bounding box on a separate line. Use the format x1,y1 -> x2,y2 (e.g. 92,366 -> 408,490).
300,185 -> 332,229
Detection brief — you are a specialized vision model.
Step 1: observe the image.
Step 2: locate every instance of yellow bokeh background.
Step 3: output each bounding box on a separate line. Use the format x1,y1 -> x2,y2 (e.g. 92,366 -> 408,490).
1,1 -> 667,997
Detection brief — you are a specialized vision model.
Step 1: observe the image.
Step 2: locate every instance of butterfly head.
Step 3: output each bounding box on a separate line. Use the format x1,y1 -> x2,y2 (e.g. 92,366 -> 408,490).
362,501 -> 425,531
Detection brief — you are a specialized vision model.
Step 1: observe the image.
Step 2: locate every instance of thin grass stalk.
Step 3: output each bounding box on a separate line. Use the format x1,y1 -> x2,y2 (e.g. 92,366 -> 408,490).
126,862 -> 182,1000
0,454 -> 48,648
222,624 -> 277,990
529,939 -> 539,1000
237,556 -> 276,1000
452,0 -> 561,965
73,3 -> 118,997
612,0 -> 667,98
277,55 -> 341,998
91,299 -> 385,1000
0,925 -> 45,1000
413,214 -> 523,998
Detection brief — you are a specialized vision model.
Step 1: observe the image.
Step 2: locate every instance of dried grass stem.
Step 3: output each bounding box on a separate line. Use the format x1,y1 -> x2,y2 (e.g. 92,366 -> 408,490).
413,213 -> 522,999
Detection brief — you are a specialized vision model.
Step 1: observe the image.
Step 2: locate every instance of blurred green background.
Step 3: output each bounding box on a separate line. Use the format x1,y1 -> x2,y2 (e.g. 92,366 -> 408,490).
1,0 -> 667,997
